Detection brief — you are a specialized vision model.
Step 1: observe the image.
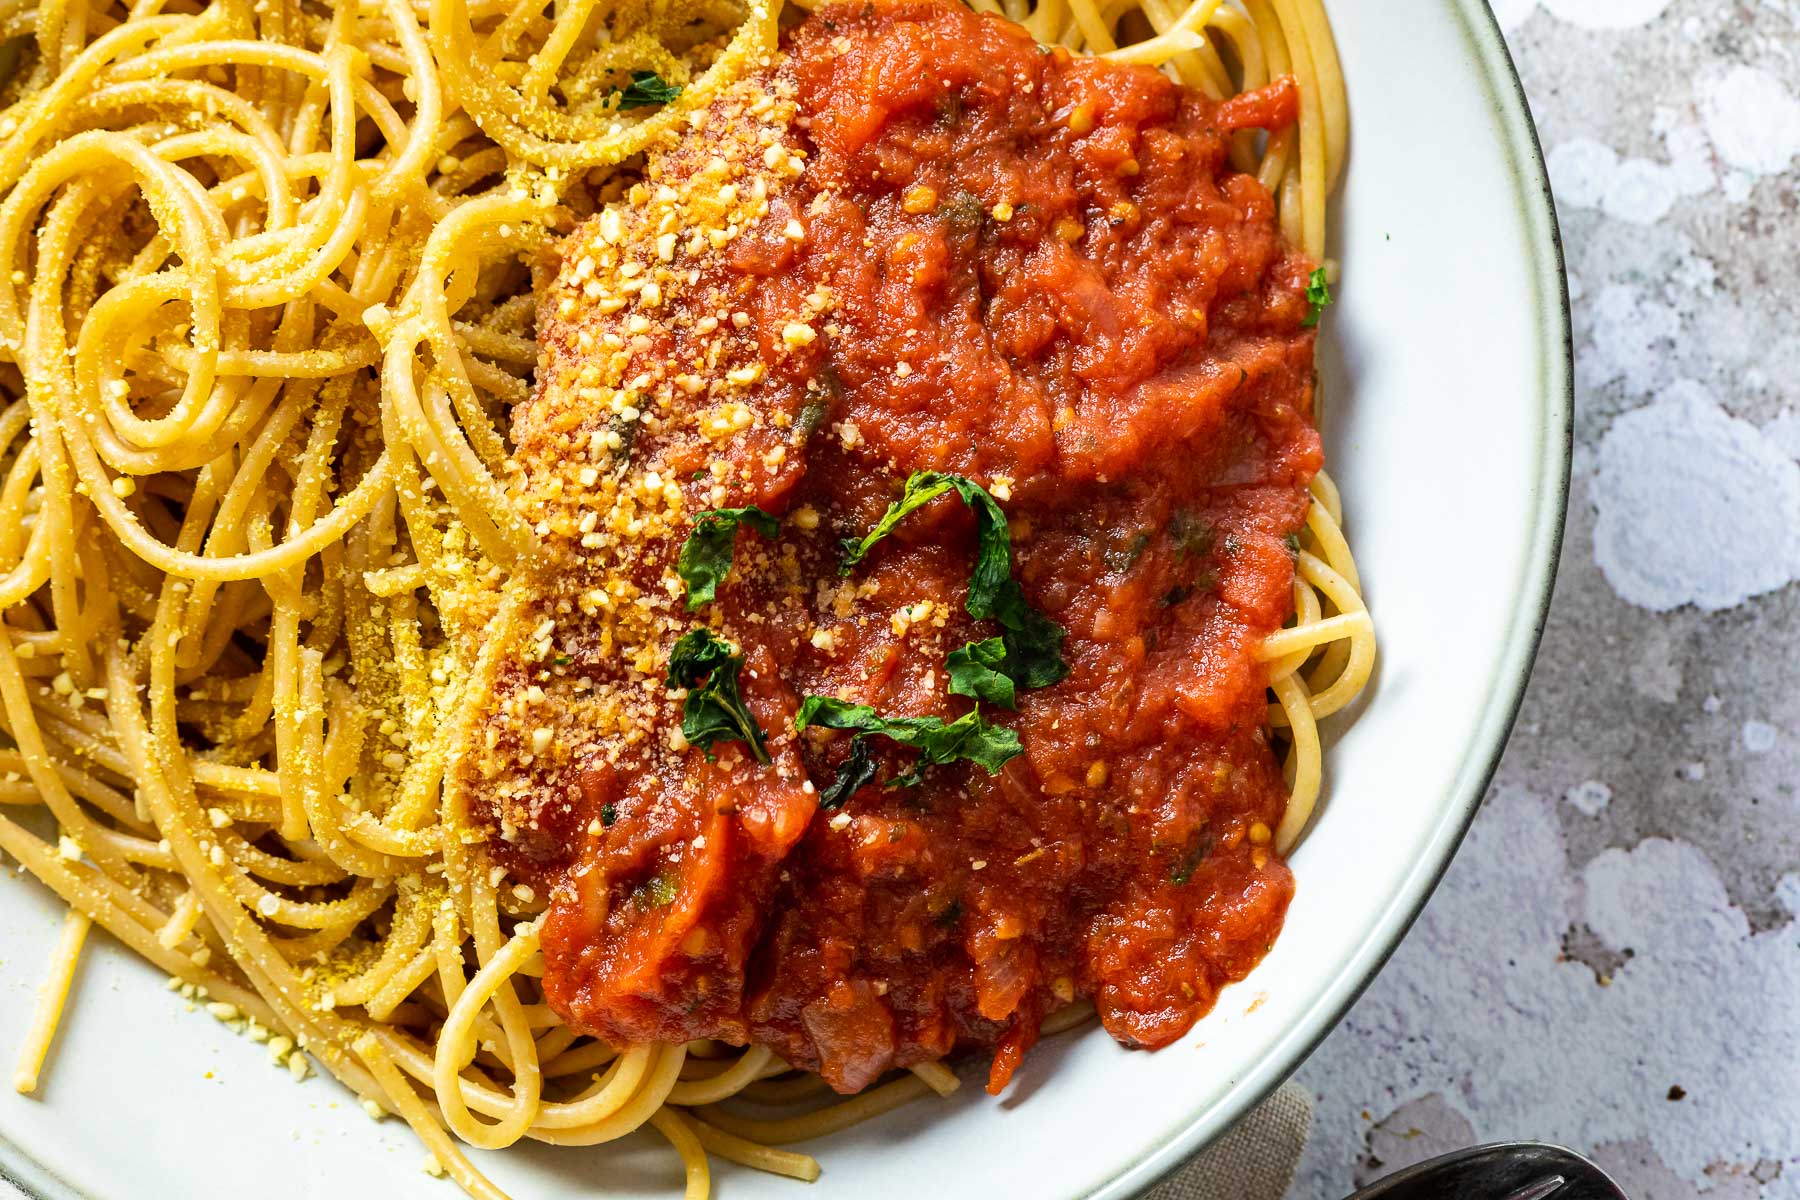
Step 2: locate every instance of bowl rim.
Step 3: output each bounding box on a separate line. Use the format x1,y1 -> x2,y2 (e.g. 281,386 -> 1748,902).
1087,1 -> 1576,1196
0,1 -> 1573,1196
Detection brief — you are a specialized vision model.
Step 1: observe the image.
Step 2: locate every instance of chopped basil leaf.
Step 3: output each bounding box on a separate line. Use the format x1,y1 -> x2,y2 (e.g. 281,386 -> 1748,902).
1169,832 -> 1214,885
603,410 -> 642,475
1302,266 -> 1331,328
1170,510 -> 1215,557
666,628 -> 734,689
1283,531 -> 1302,557
884,761 -> 927,789
795,695 -> 1022,778
932,91 -> 964,129
1103,529 -> 1152,573
993,596 -> 1067,690
840,470 -> 1068,690
793,395 -> 831,444
946,636 -> 1015,709
664,628 -> 770,763
941,189 -> 983,237
1169,854 -> 1198,886
600,803 -> 618,827
677,506 -> 779,609
839,472 -> 958,574
817,736 -> 877,809
635,865 -> 679,907
615,71 -> 682,111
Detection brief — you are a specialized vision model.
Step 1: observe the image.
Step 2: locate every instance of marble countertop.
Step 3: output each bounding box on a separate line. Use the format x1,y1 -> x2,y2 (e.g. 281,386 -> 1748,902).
1291,3 -> 1800,1197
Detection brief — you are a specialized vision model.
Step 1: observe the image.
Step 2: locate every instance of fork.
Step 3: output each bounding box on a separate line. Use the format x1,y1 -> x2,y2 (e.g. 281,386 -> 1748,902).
1342,1142 -> 1629,1200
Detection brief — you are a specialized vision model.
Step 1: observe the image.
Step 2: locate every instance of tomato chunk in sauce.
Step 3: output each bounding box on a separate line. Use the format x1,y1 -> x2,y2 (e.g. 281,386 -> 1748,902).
471,0 -> 1323,1097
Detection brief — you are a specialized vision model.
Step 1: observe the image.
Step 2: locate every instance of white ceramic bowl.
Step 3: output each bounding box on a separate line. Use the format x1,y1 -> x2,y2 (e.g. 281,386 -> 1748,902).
0,1 -> 1570,1196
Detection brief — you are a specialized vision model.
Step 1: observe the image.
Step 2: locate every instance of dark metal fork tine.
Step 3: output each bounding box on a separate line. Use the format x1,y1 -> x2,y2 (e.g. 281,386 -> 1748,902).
1501,1178 -> 1568,1200
1340,1143 -> 1628,1200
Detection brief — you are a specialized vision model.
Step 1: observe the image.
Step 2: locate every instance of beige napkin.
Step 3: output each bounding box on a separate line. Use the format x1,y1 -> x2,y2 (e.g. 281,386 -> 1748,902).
1142,1082 -> 1315,1200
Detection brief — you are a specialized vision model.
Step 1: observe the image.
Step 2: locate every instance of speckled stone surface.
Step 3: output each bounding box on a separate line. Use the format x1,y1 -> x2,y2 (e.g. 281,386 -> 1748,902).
1289,4 -> 1800,1197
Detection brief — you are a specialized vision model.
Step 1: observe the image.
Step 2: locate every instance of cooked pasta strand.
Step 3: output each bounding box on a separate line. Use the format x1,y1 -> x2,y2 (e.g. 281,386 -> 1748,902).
12,907 -> 90,1095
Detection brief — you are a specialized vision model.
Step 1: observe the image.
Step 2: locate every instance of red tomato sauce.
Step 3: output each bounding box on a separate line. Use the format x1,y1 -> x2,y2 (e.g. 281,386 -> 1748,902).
499,0 -> 1321,1096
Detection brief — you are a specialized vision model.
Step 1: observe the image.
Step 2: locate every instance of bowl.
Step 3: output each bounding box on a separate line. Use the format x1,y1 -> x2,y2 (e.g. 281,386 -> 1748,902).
0,0 -> 1570,1195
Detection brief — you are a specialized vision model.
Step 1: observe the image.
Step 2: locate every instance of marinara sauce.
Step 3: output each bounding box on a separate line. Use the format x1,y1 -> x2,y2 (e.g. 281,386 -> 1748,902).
491,0 -> 1323,1097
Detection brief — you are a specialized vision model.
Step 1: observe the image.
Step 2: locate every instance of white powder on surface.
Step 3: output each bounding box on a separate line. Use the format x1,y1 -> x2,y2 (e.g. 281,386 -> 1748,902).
1580,285 -> 1680,400
1496,0 -> 1674,31
1697,65 -> 1800,176
1777,875 -> 1800,919
1488,0 -> 1538,31
1600,157 -> 1681,225
1546,125 -> 1712,226
1549,138 -> 1623,208
1763,408 -> 1800,462
1591,384 -> 1800,612
1542,0 -> 1674,27
1742,721 -> 1778,755
1565,780 -> 1614,816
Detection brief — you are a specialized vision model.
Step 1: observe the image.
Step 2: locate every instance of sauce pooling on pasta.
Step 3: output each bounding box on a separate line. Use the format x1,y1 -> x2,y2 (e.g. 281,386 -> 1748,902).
469,0 -> 1321,1096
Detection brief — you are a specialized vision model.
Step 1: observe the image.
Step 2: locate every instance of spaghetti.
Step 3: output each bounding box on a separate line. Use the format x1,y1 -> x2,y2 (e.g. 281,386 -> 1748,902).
0,0 -> 1370,1192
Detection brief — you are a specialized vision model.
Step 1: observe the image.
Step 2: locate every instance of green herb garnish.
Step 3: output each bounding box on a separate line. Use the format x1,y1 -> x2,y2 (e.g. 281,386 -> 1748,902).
793,370 -> 841,444
604,412 -> 641,474
615,71 -> 682,111
1169,833 -> 1214,885
946,636 -> 1015,710
992,594 -> 1067,690
932,92 -> 964,128
1302,267 -> 1331,328
1103,530 -> 1152,573
817,736 -> 877,809
884,763 -> 927,790
1170,510 -> 1215,557
838,472 -> 964,573
676,506 -> 778,609
941,189 -> 983,237
795,695 -> 1022,794
600,803 -> 618,827
840,471 -> 1067,690
664,628 -> 769,763
634,865 -> 679,907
